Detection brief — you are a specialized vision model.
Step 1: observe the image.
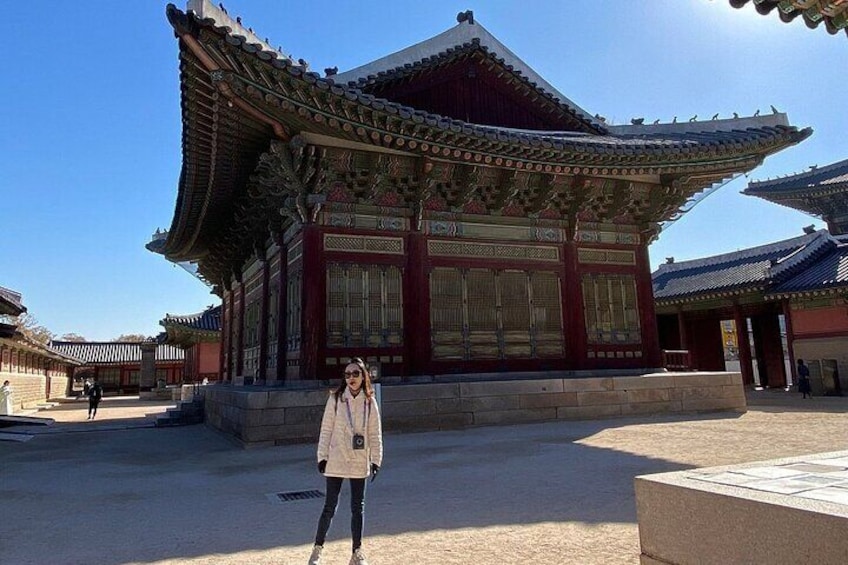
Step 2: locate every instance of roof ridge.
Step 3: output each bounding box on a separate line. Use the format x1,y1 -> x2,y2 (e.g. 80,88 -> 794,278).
746,157 -> 848,191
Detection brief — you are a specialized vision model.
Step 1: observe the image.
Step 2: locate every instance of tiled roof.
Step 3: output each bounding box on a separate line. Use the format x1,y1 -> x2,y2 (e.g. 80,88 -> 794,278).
0,285 -> 26,316
730,0 -> 848,37
161,305 -> 221,333
1,332 -> 83,365
162,1 -> 811,282
744,158 -> 848,195
652,230 -> 836,302
50,341 -> 185,365
769,243 -> 848,295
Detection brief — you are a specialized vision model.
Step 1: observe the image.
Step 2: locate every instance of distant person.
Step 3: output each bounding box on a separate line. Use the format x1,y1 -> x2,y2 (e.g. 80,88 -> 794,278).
308,358 -> 383,565
797,359 -> 812,399
0,380 -> 13,415
83,378 -> 91,398
87,376 -> 104,419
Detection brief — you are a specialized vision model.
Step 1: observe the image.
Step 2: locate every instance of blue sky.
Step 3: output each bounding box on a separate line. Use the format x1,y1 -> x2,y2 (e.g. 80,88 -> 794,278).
1,1 -> 844,341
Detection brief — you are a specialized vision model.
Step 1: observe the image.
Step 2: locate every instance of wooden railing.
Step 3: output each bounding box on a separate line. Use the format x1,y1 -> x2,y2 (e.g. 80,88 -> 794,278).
662,349 -> 692,371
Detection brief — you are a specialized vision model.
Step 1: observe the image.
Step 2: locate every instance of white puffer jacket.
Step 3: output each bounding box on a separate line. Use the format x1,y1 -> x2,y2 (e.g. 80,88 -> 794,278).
317,388 -> 383,479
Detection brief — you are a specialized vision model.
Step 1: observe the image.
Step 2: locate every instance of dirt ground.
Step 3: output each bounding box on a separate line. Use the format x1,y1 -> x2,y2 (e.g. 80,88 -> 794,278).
1,391 -> 846,565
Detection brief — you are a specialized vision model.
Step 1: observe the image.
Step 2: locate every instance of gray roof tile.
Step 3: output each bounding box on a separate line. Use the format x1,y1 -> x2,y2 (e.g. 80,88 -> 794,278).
652,230 -> 835,301
50,342 -> 184,365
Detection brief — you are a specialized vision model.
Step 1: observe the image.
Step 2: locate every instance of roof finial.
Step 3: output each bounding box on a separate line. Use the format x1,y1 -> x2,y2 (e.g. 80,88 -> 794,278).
457,10 -> 474,25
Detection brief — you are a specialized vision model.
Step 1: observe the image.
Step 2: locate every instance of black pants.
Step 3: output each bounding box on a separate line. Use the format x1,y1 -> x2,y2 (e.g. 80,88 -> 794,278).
88,398 -> 100,417
314,476 -> 366,550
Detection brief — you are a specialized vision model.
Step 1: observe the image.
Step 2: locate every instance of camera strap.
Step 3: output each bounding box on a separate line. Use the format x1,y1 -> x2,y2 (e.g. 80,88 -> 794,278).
344,396 -> 369,435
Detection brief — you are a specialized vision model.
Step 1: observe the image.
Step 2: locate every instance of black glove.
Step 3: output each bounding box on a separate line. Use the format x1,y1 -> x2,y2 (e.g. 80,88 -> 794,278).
370,463 -> 380,482
318,460 -> 327,473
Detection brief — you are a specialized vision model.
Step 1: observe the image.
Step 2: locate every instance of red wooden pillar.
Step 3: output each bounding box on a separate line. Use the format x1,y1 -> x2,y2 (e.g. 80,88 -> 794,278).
275,234 -> 288,384
733,304 -> 754,386
404,232 -> 431,377
236,278 -> 245,378
562,241 -> 585,370
300,225 -> 323,380
220,287 -> 231,381
782,299 -> 796,386
636,244 -> 662,368
257,252 -> 270,384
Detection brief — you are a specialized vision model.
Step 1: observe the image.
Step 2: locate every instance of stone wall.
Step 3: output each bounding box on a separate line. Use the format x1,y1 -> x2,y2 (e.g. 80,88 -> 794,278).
204,371 -> 746,448
0,373 -> 47,410
793,336 -> 848,394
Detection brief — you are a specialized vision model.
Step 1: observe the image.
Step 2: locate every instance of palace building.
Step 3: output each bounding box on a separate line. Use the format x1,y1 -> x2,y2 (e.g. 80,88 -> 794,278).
156,1 -> 810,384
654,158 -> 848,396
159,305 -> 222,384
0,286 -> 80,408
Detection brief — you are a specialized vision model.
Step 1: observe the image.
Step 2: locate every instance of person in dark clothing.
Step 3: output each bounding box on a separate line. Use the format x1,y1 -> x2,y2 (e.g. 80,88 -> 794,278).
797,359 -> 812,399
87,376 -> 103,419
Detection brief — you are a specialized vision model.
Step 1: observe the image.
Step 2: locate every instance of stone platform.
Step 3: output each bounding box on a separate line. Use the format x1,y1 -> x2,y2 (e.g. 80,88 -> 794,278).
204,371 -> 746,447
635,450 -> 848,565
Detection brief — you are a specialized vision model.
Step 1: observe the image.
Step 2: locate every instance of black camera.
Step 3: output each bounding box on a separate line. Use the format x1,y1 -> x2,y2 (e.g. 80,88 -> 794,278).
352,434 -> 365,450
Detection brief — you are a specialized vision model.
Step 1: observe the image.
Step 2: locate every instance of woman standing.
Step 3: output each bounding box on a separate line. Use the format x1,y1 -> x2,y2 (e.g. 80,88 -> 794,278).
309,358 -> 383,565
0,380 -> 13,415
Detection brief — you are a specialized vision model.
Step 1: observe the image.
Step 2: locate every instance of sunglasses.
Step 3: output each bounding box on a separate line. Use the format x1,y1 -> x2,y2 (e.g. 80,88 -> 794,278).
344,370 -> 362,379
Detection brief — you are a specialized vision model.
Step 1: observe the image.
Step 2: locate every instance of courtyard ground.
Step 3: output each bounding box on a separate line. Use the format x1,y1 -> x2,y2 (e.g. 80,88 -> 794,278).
1,390 -> 846,565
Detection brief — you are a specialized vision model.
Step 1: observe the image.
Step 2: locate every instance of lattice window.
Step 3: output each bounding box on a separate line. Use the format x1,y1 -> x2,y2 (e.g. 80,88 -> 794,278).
265,282 -> 279,373
287,272 -> 302,351
581,274 -> 641,344
430,267 -> 564,360
430,268 -> 464,332
98,368 -> 121,386
230,289 -> 242,374
326,263 -> 404,348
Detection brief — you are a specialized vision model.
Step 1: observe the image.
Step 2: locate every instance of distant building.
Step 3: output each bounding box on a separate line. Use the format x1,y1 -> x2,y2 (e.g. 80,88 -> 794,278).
653,228 -> 848,396
159,305 -> 222,383
51,341 -> 184,395
0,286 -> 81,408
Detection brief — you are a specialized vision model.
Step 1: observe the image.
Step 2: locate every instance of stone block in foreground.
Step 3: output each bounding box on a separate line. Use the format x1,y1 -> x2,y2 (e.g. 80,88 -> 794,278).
635,450 -> 848,565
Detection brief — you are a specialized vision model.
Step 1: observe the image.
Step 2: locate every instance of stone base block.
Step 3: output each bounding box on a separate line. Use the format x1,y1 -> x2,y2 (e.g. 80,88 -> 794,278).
635,450 -> 848,565
204,371 -> 746,447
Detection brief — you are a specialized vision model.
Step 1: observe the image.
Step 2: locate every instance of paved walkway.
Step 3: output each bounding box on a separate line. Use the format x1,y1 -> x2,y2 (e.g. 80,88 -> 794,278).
1,391 -> 846,565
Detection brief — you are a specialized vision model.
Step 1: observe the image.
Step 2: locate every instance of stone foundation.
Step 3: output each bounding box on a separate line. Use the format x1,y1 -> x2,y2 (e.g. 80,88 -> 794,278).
635,450 -> 848,564
204,371 -> 746,447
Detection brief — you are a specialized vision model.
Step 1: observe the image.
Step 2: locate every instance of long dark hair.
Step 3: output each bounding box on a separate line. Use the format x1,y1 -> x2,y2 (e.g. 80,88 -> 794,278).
333,357 -> 375,399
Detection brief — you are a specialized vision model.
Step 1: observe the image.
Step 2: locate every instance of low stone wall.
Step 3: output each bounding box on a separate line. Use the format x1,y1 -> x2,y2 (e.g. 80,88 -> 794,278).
204,371 -> 746,447
636,450 -> 848,564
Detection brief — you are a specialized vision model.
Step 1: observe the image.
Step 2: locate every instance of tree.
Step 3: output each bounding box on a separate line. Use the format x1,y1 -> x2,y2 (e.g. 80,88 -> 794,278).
59,333 -> 87,342
15,313 -> 54,345
113,334 -> 148,342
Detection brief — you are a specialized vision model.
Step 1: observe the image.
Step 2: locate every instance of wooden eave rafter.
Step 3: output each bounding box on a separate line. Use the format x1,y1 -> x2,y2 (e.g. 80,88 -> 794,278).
220,68 -> 804,175
655,285 -> 767,307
